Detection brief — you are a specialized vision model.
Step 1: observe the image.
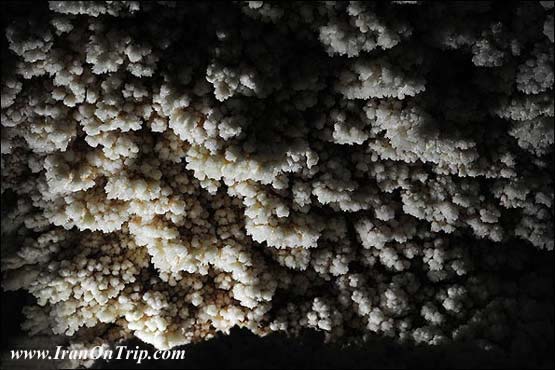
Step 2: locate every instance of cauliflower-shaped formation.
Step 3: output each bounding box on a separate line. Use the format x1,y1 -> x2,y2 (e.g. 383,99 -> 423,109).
1,1 -> 553,368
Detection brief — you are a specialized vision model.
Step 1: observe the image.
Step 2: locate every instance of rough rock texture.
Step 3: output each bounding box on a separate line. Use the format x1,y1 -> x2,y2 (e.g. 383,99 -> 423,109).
1,1 -> 553,368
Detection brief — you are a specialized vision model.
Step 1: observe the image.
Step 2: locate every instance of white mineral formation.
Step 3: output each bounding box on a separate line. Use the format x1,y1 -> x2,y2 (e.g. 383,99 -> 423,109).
1,1 -> 553,367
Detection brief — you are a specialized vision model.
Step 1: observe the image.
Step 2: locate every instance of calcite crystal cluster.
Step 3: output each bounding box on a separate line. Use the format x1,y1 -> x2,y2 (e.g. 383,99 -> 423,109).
1,1 -> 553,366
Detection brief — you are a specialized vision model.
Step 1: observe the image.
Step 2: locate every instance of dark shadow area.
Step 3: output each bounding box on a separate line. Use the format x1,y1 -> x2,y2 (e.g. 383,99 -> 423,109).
93,327 -> 542,369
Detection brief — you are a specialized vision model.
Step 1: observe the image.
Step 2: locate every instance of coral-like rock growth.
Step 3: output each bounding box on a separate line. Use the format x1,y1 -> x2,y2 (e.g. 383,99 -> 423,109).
1,1 -> 553,366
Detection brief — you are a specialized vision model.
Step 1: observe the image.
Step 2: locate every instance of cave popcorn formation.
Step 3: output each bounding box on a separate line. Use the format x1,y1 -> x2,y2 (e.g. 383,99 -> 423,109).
1,1 -> 553,366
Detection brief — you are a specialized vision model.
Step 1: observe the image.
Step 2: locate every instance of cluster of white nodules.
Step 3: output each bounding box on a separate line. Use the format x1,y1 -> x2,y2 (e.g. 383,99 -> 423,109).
1,1 -> 553,366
